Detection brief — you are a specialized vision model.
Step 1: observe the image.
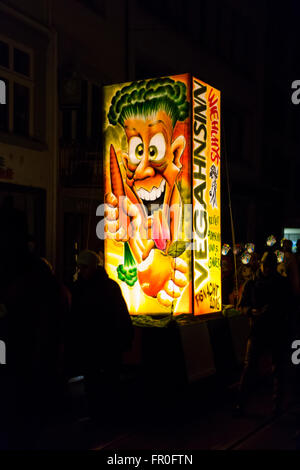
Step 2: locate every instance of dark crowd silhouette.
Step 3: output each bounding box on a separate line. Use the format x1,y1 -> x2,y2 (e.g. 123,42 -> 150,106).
0,198 -> 133,449
221,237 -> 300,416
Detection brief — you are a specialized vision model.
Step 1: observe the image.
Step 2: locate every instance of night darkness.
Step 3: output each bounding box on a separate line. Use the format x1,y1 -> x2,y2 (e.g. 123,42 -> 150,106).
130,0 -> 300,251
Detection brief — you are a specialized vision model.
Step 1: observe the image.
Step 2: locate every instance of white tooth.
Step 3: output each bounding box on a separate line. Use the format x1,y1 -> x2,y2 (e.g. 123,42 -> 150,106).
137,181 -> 165,202
149,188 -> 158,201
148,189 -> 154,201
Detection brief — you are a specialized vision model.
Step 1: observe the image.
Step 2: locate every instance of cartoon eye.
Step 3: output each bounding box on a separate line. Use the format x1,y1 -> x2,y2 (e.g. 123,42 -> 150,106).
129,137 -> 144,164
148,133 -> 166,161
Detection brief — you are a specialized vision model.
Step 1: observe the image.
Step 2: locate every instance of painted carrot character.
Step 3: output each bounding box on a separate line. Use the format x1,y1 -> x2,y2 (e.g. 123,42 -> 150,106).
105,77 -> 189,307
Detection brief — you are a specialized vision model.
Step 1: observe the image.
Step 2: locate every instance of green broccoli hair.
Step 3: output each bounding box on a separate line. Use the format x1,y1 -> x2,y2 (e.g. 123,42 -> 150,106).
108,77 -> 189,128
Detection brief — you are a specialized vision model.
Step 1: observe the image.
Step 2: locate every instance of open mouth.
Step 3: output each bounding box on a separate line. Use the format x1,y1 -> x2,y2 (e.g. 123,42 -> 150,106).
136,179 -> 166,215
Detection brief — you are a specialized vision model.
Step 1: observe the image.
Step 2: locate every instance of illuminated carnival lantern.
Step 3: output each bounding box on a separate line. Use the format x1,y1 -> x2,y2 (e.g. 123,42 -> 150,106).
241,252 -> 251,265
245,243 -> 255,254
275,250 -> 284,264
222,244 -> 231,256
266,235 -> 276,247
103,74 -> 221,315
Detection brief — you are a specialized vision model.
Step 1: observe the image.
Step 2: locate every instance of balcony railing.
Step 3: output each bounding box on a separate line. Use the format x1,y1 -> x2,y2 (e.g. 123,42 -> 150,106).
59,142 -> 102,187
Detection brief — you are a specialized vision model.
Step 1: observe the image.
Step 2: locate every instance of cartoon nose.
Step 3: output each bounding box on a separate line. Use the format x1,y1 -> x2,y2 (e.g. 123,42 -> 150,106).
134,157 -> 155,180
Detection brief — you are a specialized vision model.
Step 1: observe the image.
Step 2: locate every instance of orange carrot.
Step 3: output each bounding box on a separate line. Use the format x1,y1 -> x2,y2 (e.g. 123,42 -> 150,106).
110,144 -> 125,199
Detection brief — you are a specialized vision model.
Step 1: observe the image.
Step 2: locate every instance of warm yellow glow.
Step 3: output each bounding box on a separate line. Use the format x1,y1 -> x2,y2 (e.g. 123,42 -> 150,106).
103,74 -> 221,316
192,78 -> 222,314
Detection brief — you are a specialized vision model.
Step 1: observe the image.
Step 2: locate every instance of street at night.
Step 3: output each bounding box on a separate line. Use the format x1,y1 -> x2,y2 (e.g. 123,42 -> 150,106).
31,367 -> 300,451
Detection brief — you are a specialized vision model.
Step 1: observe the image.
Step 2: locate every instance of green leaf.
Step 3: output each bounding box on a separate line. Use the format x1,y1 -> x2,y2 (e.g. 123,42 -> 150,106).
118,271 -> 125,282
167,241 -> 189,258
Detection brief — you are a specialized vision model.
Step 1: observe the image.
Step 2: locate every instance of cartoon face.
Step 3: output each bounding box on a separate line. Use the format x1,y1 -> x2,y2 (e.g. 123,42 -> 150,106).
122,110 -> 185,243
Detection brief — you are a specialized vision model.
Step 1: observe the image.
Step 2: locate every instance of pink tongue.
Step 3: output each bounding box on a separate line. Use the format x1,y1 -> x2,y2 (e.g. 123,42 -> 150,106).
152,212 -> 170,251
154,237 -> 166,251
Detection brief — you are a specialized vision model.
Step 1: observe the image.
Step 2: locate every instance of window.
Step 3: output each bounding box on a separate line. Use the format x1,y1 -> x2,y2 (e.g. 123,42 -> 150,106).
60,79 -> 101,144
0,35 -> 33,137
14,48 -> 31,77
0,40 -> 9,68
0,77 -> 8,131
14,83 -> 30,135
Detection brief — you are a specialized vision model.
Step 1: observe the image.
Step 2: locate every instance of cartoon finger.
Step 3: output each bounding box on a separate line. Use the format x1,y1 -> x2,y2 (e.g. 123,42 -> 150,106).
164,280 -> 181,298
128,227 -> 146,262
172,257 -> 188,273
123,197 -> 147,241
105,226 -> 128,241
105,192 -> 118,207
157,290 -> 173,307
105,205 -> 119,221
122,196 -> 140,218
171,270 -> 187,287
115,227 -> 128,241
142,240 -> 155,260
129,220 -> 148,242
133,235 -> 146,254
128,215 -> 141,238
105,219 -> 120,233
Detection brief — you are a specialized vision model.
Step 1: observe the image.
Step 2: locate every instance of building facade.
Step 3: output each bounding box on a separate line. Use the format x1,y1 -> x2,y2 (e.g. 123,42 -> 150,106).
0,0 -> 58,265
52,0 -> 127,283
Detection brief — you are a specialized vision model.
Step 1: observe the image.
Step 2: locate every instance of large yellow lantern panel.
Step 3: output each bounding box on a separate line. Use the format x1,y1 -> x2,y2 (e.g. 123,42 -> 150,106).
103,74 -> 221,315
